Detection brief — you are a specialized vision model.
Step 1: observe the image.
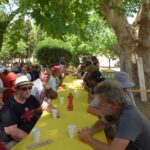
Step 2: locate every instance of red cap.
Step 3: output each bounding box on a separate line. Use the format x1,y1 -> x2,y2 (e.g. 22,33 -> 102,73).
51,66 -> 60,74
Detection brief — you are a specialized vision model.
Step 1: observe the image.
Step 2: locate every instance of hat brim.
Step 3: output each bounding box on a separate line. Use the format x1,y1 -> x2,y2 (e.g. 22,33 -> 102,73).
16,81 -> 33,87
117,81 -> 135,88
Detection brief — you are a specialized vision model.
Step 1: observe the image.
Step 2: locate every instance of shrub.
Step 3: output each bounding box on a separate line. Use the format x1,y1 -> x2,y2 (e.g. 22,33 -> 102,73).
34,38 -> 72,66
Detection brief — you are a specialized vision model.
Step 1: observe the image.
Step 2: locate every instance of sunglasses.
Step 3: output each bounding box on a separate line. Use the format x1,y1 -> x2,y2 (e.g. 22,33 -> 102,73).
19,86 -> 32,91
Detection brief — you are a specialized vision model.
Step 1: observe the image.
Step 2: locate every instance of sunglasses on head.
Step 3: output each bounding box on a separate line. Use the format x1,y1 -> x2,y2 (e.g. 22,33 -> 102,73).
19,86 -> 32,91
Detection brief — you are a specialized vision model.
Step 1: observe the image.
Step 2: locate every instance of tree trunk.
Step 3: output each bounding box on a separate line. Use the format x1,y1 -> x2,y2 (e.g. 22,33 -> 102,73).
137,0 -> 150,89
98,0 -> 150,89
108,57 -> 111,69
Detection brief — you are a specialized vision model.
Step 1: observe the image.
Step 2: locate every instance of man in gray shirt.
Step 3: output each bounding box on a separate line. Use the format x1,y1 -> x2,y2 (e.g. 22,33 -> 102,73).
78,80 -> 150,150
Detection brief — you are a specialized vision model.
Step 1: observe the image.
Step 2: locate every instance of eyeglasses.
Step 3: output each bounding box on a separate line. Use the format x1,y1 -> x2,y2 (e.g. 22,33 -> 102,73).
19,86 -> 32,91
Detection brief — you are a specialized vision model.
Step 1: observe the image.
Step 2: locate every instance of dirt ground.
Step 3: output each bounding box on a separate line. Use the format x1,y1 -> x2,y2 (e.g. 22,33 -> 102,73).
135,95 -> 150,120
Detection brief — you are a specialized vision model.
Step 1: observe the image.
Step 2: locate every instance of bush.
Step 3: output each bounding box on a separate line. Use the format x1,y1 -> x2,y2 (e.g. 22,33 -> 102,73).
34,38 -> 72,66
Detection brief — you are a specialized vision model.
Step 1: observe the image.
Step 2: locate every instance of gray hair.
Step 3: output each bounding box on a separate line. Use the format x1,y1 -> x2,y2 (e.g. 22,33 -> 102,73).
94,80 -> 126,106
40,68 -> 50,75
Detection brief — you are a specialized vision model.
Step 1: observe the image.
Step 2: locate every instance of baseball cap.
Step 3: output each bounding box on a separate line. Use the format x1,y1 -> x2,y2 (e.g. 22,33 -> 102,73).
89,71 -> 105,82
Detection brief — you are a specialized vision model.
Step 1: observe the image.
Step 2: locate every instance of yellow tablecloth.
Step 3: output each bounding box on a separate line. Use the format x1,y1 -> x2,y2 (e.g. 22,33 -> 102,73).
11,76 -> 107,150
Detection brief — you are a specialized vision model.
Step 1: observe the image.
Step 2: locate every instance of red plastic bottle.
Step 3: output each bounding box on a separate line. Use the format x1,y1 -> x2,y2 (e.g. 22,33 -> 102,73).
67,89 -> 73,111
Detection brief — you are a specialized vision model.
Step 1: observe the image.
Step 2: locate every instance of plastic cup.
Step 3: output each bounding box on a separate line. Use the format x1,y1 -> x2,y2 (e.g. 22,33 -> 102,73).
51,109 -> 58,119
67,124 -> 76,138
59,96 -> 64,104
32,128 -> 40,143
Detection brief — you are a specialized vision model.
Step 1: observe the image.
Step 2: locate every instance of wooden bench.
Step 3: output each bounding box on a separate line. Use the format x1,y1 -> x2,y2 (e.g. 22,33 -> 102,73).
131,89 -> 150,93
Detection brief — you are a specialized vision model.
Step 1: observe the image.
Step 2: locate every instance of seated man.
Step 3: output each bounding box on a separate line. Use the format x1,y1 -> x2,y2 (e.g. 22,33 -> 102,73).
0,76 -> 58,149
17,66 -> 32,81
31,68 -> 57,102
78,80 -> 150,150
87,71 -> 136,117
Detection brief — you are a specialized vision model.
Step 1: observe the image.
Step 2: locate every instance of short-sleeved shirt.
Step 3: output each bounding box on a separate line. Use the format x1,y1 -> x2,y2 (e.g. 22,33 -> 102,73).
117,104 -> 150,150
48,76 -> 57,91
0,95 -> 42,142
123,89 -> 136,106
32,78 -> 51,100
104,104 -> 150,150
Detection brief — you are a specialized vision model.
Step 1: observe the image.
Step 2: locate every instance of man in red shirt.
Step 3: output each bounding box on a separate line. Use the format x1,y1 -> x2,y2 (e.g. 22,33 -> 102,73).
0,66 -> 17,103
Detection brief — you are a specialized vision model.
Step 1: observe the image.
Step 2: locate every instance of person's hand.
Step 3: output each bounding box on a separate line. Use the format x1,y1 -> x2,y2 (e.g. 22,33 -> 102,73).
43,97 -> 49,102
57,111 -> 60,118
78,128 -> 92,144
51,106 -> 60,118
43,82 -> 51,90
61,84 -> 66,89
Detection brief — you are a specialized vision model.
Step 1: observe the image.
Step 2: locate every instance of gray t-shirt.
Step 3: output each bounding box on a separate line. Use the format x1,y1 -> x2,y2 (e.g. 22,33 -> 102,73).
123,89 -> 136,106
116,104 -> 150,150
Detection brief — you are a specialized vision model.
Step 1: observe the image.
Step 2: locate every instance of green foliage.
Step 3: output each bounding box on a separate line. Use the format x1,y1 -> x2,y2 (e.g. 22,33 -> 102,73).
0,0 -> 139,65
1,16 -> 27,59
123,0 -> 141,16
99,29 -> 117,59
63,34 -> 92,66
16,39 -> 27,56
1,17 -> 45,61
34,38 -> 72,66
83,13 -> 117,59
18,0 -> 97,38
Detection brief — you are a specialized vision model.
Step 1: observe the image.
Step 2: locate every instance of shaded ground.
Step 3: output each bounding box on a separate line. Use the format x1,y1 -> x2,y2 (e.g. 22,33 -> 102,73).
136,96 -> 150,120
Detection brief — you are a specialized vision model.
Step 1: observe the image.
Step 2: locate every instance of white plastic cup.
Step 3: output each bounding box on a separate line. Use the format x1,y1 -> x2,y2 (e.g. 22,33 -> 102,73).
32,128 -> 40,143
51,109 -> 58,119
59,96 -> 64,104
67,124 -> 76,138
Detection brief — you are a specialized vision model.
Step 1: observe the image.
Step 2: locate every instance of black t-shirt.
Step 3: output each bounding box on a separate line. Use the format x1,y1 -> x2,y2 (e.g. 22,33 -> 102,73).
0,95 -> 42,142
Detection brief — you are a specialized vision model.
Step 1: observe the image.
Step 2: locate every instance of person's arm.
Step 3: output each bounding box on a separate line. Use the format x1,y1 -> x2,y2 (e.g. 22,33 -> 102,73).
40,101 -> 60,117
87,106 -> 102,117
0,93 -> 4,109
89,119 -> 106,135
40,101 -> 53,112
43,82 -> 58,99
78,128 -> 129,150
47,88 -> 57,99
4,124 -> 28,141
